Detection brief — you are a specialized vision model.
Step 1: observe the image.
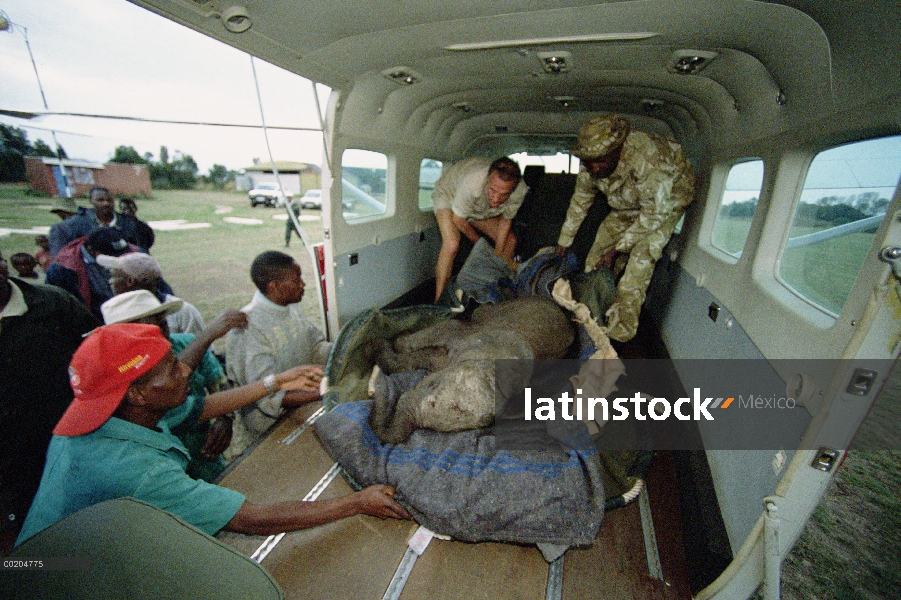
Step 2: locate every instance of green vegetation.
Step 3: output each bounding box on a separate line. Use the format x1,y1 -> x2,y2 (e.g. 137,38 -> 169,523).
782,449 -> 901,600
0,124 -> 66,182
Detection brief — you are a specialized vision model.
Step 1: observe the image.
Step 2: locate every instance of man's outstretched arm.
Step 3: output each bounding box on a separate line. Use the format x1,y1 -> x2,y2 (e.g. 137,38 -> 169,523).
224,485 -> 411,536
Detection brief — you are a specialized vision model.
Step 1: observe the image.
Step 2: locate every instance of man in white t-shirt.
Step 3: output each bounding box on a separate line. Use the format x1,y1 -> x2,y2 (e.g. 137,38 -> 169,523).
431,156 -> 527,303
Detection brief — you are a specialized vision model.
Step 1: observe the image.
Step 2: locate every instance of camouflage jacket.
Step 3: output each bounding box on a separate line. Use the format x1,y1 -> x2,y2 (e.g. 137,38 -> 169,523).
557,131 -> 696,341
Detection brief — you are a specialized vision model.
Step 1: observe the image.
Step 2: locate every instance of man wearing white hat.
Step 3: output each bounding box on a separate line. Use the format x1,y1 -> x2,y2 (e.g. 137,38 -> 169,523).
98,251 -> 205,336
556,114 -> 696,342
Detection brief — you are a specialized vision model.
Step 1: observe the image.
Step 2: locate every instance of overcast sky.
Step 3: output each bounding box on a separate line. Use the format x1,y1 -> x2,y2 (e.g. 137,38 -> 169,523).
0,0 -> 328,173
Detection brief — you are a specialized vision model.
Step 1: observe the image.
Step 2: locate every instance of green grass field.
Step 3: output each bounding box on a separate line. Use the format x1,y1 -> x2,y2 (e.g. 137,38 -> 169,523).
0,184 -> 324,327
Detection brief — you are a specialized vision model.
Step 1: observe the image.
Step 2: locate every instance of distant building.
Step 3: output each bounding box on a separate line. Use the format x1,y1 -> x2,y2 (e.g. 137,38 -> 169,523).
241,161 -> 321,195
24,157 -> 152,198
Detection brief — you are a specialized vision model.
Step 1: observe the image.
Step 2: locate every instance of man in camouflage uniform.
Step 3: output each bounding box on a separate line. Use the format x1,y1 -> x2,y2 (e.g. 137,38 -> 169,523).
556,114 -> 695,342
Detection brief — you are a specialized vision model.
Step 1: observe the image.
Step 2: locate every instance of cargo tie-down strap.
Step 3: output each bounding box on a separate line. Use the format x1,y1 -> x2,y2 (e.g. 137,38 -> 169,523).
380,527 -> 566,600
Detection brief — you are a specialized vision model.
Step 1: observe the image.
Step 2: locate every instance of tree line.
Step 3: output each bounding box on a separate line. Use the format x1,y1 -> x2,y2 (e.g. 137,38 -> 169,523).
724,192 -> 889,227
0,124 -> 68,182
112,145 -> 237,190
0,124 -> 238,190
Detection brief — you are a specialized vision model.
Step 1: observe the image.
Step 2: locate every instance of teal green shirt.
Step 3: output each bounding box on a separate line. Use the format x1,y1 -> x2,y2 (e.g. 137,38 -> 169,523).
159,333 -> 228,482
16,417 -> 245,546
160,333 -> 223,432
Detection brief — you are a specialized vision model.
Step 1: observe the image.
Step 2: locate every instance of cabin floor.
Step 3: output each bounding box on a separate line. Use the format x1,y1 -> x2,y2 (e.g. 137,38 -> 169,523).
217,400 -> 693,599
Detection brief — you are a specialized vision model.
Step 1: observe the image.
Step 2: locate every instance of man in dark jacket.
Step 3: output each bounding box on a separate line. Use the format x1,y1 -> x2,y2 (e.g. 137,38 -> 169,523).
45,228 -> 136,320
48,187 -> 147,256
0,249 -> 98,552
118,197 -> 156,252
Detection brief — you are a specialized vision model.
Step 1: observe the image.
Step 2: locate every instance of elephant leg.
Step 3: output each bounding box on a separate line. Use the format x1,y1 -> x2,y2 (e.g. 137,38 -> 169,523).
368,386 -> 419,445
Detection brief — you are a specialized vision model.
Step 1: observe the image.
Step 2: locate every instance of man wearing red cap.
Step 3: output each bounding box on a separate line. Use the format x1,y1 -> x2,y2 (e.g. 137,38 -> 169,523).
16,324 -> 409,546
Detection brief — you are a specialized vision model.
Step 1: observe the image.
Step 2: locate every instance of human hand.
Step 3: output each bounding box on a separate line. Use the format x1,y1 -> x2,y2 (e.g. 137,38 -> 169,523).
202,415 -> 233,457
594,249 -> 617,271
205,310 -> 249,340
277,365 -> 323,393
355,485 -> 411,520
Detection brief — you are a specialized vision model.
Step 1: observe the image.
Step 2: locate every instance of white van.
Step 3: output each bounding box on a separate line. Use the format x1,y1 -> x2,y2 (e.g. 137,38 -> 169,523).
107,2 -> 901,598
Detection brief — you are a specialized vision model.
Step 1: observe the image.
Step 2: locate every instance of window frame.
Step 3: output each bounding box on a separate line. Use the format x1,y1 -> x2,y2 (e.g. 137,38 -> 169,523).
339,148 -> 394,224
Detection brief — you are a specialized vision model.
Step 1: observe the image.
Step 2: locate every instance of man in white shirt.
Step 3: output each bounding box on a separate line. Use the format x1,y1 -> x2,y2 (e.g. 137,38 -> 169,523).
431,157 -> 527,303
226,251 -> 331,437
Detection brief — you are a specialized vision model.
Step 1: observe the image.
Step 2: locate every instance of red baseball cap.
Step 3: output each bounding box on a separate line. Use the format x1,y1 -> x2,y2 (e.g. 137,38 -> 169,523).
54,323 -> 172,436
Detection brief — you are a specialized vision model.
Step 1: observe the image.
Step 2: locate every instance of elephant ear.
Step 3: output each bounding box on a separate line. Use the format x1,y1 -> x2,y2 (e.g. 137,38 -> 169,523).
492,333 -> 535,410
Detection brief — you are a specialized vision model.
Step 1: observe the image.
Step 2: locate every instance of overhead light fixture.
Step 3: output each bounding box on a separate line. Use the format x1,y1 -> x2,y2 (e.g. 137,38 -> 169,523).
221,6 -> 252,33
445,32 -> 658,52
381,66 -> 422,86
452,101 -> 473,112
552,96 -> 576,108
669,49 -> 718,75
641,98 -> 664,112
537,51 -> 571,74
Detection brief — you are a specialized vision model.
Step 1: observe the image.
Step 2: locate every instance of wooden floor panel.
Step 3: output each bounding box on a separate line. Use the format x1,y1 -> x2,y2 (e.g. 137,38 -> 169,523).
216,405 -> 692,599
400,539 -> 548,600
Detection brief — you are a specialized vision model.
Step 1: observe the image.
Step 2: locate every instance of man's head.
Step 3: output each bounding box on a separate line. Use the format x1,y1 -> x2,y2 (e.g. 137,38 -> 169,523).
53,323 -> 185,436
96,252 -> 162,295
10,253 -> 37,277
118,197 -> 137,218
35,235 -> 50,252
485,157 -> 522,209
49,197 -> 78,220
250,250 -> 305,306
572,114 -> 631,179
100,289 -> 183,339
90,187 -> 115,222
85,228 -> 129,259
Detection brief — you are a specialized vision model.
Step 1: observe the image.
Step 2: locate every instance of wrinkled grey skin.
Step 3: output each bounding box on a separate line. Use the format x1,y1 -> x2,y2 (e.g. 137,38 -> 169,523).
368,296 -> 574,444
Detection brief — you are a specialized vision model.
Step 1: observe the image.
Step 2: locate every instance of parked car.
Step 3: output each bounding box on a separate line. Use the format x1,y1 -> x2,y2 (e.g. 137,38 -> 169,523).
248,183 -> 291,208
300,189 -> 322,209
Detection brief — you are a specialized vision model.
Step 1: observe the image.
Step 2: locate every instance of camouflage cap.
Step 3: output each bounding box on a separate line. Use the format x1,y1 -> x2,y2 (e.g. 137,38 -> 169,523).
572,114 -> 631,160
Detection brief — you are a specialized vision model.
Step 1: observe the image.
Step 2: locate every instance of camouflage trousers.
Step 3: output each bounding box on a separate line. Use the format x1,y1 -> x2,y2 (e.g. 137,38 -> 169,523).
584,210 -> 683,342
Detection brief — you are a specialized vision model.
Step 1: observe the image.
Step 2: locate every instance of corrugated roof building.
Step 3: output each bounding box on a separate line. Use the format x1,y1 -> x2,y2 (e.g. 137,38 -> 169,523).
24,157 -> 152,197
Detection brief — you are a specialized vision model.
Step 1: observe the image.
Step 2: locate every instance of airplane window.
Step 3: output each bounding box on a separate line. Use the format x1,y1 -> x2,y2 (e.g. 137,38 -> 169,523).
712,160 -> 764,257
341,149 -> 388,221
779,135 -> 901,314
510,152 -> 580,174
418,159 -> 442,211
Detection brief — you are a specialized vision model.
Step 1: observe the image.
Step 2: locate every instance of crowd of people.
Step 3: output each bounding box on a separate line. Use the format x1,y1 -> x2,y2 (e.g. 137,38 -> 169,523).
1,113 -> 695,555
1,188 -> 408,554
